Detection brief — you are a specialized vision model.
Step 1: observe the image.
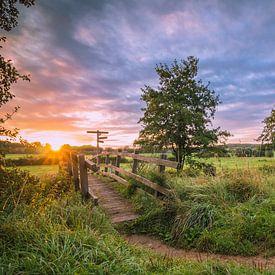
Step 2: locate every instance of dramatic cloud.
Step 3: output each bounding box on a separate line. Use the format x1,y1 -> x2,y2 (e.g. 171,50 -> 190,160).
2,0 -> 275,147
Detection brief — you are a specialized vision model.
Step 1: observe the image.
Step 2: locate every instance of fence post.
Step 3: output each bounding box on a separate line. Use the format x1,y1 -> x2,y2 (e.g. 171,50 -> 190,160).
67,151 -> 73,176
132,151 -> 139,174
78,154 -> 89,198
105,154 -> 109,172
70,153 -> 80,191
159,153 -> 167,173
115,150 -> 121,176
97,154 -> 101,169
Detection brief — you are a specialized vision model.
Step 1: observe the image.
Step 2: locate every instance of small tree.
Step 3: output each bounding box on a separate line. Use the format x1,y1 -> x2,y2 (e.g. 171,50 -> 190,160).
257,109 -> 275,149
0,1 -> 35,141
137,56 -> 229,168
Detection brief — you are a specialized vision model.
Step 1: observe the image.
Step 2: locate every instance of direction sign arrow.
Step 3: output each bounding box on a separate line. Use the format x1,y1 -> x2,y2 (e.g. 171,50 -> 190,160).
98,140 -> 104,143
87,130 -> 109,134
98,136 -> 108,140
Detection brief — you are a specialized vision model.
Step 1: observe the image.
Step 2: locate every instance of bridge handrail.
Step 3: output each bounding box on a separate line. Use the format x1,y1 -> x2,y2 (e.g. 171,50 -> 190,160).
95,151 -> 179,169
69,152 -> 175,201
101,164 -> 171,197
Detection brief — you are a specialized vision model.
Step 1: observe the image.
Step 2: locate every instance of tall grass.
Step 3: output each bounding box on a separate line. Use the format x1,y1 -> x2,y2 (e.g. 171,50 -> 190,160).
121,165 -> 275,257
1,167 -> 272,273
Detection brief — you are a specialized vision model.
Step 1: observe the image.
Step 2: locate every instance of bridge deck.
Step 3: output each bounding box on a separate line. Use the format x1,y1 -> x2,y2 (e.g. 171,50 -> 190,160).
88,175 -> 139,223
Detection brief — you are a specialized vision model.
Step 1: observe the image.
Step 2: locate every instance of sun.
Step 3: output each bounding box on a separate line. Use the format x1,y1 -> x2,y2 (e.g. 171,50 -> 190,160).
49,140 -> 64,151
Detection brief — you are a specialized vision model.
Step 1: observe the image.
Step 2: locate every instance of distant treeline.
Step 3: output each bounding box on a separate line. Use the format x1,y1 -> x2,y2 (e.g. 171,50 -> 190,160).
4,156 -> 60,166
1,141 -> 273,158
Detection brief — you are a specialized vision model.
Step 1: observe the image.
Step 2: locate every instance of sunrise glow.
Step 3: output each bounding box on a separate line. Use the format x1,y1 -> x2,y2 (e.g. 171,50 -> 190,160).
3,1 -> 274,147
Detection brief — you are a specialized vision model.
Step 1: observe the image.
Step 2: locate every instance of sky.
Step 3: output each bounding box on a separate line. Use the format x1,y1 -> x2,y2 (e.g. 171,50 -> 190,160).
2,0 -> 275,149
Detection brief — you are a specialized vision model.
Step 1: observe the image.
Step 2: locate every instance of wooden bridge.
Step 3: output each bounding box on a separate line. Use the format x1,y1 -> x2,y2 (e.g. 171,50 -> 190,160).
68,151 -> 179,223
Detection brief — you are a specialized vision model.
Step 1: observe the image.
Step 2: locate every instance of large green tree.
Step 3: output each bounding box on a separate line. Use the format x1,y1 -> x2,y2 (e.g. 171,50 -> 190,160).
0,0 -> 35,139
257,109 -> 275,148
137,56 -> 229,167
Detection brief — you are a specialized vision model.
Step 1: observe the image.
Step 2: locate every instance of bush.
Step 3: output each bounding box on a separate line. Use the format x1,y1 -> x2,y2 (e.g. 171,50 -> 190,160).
259,164 -> 275,174
0,168 -> 40,214
186,158 -> 216,176
4,156 -> 59,166
121,166 -> 275,256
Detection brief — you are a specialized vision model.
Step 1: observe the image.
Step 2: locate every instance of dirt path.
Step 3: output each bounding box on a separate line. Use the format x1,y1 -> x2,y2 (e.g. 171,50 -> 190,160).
124,234 -> 275,270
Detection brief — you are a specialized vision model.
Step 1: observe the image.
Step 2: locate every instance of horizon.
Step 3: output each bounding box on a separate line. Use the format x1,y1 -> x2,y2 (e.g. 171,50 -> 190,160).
2,0 -> 275,149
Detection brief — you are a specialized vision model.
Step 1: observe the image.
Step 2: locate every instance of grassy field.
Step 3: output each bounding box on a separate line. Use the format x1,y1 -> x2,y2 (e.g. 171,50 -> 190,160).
204,156 -> 275,170
1,168 -> 272,274
112,161 -> 275,258
4,153 -> 39,159
119,156 -> 275,173
19,165 -> 59,177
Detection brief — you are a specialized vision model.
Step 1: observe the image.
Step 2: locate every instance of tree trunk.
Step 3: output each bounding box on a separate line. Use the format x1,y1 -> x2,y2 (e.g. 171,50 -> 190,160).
176,147 -> 185,171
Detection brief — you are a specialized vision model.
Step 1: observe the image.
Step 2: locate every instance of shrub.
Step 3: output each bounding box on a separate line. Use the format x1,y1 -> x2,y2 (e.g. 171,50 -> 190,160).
0,168 -> 40,214
4,156 -> 59,166
259,164 -> 275,174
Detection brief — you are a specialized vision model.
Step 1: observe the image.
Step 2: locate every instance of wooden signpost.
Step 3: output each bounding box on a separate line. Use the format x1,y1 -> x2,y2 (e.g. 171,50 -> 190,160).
87,130 -> 109,154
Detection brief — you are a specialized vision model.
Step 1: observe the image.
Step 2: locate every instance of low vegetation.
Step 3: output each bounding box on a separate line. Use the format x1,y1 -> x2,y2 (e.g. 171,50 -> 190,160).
118,164 -> 275,257
1,167 -> 273,274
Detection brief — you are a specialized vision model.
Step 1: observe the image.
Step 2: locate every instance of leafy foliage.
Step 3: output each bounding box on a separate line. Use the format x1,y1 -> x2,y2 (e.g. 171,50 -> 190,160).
0,0 -> 35,31
122,166 -> 275,257
257,109 -> 275,147
0,0 -> 35,160
0,37 -> 30,138
137,56 -> 230,167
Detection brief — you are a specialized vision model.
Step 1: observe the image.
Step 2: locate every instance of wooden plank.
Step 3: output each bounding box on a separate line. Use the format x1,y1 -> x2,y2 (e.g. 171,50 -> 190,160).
103,164 -> 171,197
132,151 -> 139,173
70,153 -> 79,191
88,175 -> 139,223
100,151 -> 178,169
87,130 -> 109,134
78,154 -> 89,198
112,213 -> 139,223
67,152 -> 73,177
159,153 -> 167,173
104,154 -> 109,172
115,153 -> 121,176
85,160 -> 98,172
101,171 -> 129,187
88,191 -> 99,205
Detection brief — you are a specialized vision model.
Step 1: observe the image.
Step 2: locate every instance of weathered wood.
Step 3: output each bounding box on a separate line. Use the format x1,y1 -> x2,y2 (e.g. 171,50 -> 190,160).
70,153 -> 79,191
159,153 -> 167,173
97,155 -> 101,167
78,154 -> 89,198
89,191 -> 98,205
85,159 -> 98,172
88,175 -> 139,223
105,154 -> 109,172
67,153 -> 73,177
101,171 -> 129,186
103,164 -> 171,197
100,151 -> 178,169
115,153 -> 121,176
132,151 -> 139,173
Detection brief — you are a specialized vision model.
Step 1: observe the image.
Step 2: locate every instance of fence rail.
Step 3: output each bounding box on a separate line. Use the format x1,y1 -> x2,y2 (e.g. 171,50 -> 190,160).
68,151 -> 179,202
99,151 -> 179,169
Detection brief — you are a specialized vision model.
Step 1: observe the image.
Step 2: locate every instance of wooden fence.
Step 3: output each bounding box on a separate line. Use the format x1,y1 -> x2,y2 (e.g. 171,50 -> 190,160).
68,151 -> 179,204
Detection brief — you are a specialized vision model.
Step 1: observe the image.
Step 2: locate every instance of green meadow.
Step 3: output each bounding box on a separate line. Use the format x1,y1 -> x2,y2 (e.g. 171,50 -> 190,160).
1,167 -> 274,274
18,165 -> 59,177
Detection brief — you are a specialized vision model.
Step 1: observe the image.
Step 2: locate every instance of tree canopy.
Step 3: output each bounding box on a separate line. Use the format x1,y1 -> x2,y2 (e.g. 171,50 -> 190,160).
257,109 -> 275,148
0,0 -> 35,140
136,56 -> 229,167
0,0 -> 35,31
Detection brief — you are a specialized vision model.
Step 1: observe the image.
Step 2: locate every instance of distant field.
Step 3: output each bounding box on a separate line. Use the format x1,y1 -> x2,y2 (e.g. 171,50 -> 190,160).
204,156 -> 275,170
5,154 -> 39,159
119,155 -> 274,172
19,165 -> 59,177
